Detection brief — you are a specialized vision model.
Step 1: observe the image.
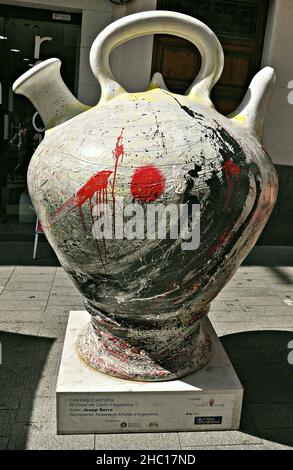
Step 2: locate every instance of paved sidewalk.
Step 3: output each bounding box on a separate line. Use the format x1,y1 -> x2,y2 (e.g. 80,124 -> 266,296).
0,242 -> 293,450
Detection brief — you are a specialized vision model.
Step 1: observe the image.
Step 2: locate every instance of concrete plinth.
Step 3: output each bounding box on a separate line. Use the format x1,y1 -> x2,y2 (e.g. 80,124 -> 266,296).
56,311 -> 243,434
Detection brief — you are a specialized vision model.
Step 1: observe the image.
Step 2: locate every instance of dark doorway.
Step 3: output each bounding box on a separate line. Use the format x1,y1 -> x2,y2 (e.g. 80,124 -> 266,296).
0,5 -> 81,239
152,0 -> 269,115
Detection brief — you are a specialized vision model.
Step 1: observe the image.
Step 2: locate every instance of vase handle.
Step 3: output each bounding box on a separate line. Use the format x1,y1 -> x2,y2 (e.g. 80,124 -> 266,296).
90,10 -> 224,105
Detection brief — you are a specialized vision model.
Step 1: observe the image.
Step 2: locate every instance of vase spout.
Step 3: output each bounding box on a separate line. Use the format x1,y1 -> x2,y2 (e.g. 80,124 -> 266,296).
228,67 -> 276,143
13,58 -> 89,130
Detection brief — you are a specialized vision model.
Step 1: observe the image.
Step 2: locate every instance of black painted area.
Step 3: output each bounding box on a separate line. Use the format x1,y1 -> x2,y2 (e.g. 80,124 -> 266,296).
258,165 -> 293,246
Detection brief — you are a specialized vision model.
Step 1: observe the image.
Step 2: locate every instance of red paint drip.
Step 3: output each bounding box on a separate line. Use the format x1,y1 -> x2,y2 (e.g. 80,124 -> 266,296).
223,159 -> 240,178
55,170 -> 113,220
130,165 -> 165,203
79,206 -> 86,232
53,170 -> 113,271
223,159 -> 240,210
111,129 -> 125,229
76,170 -> 113,207
111,129 -> 125,196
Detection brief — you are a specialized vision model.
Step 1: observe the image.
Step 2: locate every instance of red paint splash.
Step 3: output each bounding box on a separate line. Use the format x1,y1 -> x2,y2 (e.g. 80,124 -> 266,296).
223,159 -> 240,210
55,170 -> 112,219
130,165 -> 165,203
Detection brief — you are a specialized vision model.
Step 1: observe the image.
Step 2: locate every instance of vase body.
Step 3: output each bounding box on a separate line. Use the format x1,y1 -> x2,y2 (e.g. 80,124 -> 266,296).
13,11 -> 278,381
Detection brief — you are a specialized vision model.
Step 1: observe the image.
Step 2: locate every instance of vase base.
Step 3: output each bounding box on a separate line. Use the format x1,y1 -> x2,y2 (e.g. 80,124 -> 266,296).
77,320 -> 212,382
57,311 -> 244,433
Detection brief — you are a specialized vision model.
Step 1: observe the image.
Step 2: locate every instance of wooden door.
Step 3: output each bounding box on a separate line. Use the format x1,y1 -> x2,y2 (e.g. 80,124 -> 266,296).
152,0 -> 269,114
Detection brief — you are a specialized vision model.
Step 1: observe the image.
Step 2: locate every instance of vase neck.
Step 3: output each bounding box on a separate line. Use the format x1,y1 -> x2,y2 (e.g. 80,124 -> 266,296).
13,58 -> 89,130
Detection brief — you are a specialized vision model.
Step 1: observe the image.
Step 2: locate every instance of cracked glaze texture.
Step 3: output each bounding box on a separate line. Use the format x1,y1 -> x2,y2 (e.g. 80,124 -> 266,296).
26,88 -> 278,380
29,90 -> 277,307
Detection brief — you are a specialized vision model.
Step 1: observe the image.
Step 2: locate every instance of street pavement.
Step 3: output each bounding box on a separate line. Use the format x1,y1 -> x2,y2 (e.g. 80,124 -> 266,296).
0,242 -> 293,450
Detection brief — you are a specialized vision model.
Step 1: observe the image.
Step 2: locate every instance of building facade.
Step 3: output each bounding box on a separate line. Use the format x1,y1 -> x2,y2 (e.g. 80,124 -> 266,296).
0,0 -> 292,244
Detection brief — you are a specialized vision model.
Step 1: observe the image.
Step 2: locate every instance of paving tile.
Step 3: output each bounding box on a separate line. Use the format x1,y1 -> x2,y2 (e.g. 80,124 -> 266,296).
94,432 -> 181,450
245,316 -> 293,329
0,300 -> 46,311
262,441 -> 293,450
0,367 -> 30,410
0,256 -> 21,265
214,322 -> 293,337
38,326 -> 67,343
5,281 -> 52,292
0,309 -> 44,322
43,306 -> 82,318
0,323 -> 22,333
261,430 -> 293,449
212,314 -> 293,329
0,266 -> 15,273
16,397 -> 56,423
0,410 -> 17,437
8,422 -> 94,450
244,384 -> 293,406
232,362 -> 293,384
221,330 -> 291,349
220,346 -> 282,365
54,269 -> 69,278
0,268 -> 14,280
240,406 -> 258,435
0,438 -> 8,450
247,404 -> 293,429
50,287 -> 81,297
0,342 -> 36,367
14,267 -> 57,275
209,311 -> 256,323
181,444 -> 265,450
18,258 -> 58,268
238,296 -> 285,306
41,358 -> 62,378
24,375 -> 58,398
1,242 -> 293,449
178,430 -> 261,447
234,269 -> 293,280
241,305 -> 293,315
41,317 -> 69,328
228,278 -> 270,288
209,300 -> 243,312
268,284 -> 293,292
52,277 -> 75,287
0,242 -> 27,249
217,287 -> 274,299
9,274 -> 54,283
17,323 -> 41,336
47,296 -> 83,306
0,291 -> 49,302
0,388 -> 23,410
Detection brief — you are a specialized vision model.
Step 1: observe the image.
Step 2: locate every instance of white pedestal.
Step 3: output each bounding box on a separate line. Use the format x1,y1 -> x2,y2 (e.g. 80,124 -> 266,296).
56,311 -> 243,434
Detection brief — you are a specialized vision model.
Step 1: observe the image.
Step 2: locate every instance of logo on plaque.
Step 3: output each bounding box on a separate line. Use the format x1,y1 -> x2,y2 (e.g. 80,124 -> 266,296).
194,416 -> 223,425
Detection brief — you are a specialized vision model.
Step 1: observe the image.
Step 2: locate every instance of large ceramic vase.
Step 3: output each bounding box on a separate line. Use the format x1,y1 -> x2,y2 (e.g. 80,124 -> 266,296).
13,11 -> 278,381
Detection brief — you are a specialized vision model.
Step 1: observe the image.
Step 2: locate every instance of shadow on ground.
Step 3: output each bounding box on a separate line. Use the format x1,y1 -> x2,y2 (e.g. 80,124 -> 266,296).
0,241 -> 59,267
0,331 -> 54,449
243,246 -> 293,267
222,330 -> 293,447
